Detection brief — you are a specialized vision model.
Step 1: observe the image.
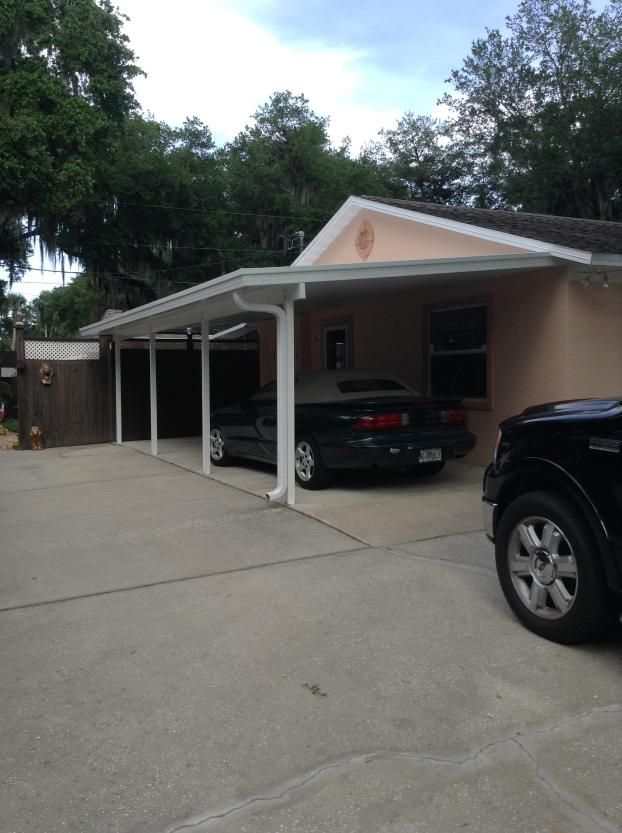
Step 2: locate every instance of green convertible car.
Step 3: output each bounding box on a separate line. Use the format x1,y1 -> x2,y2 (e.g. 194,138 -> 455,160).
210,370 -> 476,489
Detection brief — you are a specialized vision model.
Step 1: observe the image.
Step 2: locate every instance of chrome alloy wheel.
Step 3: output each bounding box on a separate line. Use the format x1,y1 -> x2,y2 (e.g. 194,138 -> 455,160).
507,515 -> 579,619
295,440 -> 315,482
210,428 -> 226,461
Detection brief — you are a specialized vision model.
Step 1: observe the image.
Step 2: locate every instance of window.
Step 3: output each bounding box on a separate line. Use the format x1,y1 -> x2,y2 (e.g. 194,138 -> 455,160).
337,378 -> 408,394
323,324 -> 350,370
428,304 -> 488,399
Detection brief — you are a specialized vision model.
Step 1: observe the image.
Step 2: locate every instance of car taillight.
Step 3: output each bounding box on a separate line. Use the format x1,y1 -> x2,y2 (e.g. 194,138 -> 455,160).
352,413 -> 407,431
444,409 -> 466,426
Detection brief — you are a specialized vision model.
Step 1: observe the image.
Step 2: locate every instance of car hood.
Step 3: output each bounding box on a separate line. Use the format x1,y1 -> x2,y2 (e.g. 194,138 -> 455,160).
504,398 -> 622,427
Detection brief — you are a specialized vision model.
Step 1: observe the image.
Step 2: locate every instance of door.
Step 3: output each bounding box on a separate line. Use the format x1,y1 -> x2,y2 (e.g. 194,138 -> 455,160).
323,324 -> 350,370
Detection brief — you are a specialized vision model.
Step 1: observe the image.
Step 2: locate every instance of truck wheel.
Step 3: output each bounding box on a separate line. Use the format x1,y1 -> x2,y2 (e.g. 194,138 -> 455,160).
495,491 -> 614,644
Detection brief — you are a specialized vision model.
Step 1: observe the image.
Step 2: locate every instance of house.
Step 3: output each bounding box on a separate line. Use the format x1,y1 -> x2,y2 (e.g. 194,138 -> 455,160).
78,195 -> 622,502
256,196 -> 622,465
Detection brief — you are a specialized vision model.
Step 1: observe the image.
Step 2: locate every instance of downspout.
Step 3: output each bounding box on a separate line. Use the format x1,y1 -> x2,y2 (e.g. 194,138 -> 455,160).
233,291 -> 288,503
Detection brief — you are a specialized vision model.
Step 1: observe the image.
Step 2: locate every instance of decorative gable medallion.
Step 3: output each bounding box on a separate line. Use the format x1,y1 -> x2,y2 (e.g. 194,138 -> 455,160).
354,220 -> 374,260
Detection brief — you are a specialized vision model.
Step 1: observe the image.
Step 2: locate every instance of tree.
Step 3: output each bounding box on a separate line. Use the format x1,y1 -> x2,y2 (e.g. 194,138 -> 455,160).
223,91 -> 395,266
0,290 -> 32,349
0,0 -> 141,280
442,0 -> 622,218
54,114 -> 231,308
30,275 -> 106,338
375,113 -> 468,204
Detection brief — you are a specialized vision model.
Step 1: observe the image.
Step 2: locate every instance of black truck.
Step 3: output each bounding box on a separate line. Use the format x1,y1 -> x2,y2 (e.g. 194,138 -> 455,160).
482,398 -> 622,644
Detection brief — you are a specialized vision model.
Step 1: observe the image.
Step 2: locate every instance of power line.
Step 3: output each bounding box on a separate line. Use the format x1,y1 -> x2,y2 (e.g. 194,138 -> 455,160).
113,199 -> 329,222
50,239 -> 302,253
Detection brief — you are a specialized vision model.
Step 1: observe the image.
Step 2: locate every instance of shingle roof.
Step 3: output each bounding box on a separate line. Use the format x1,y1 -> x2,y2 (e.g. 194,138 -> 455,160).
361,196 -> 622,255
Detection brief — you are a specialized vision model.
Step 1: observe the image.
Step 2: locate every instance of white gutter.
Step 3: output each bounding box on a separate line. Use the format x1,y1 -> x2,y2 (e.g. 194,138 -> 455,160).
79,253 -> 560,339
232,291 -> 290,504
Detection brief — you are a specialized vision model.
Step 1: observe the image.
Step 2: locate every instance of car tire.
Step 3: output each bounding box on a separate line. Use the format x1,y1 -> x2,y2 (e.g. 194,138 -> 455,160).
408,461 -> 445,476
209,426 -> 233,466
295,434 -> 332,490
495,491 -> 614,644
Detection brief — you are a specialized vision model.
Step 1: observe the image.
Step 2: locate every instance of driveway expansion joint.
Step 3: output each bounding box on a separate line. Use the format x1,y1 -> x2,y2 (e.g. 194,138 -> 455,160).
4,469 -> 188,496
0,545 -> 370,613
160,704 -> 622,833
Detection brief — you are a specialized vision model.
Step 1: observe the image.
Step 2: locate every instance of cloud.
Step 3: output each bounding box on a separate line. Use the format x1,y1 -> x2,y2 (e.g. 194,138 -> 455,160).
122,0 -> 401,150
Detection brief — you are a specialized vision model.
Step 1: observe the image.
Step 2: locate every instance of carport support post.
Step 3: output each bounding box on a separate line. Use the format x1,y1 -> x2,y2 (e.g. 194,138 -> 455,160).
201,312 -> 211,475
284,292 -> 296,505
149,333 -> 158,456
114,337 -> 122,444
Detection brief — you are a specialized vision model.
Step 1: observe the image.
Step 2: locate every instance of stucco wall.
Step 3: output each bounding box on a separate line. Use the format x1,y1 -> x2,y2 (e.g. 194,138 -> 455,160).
567,282 -> 622,397
256,204 -> 622,467
315,209 -> 525,265
259,269 -> 578,465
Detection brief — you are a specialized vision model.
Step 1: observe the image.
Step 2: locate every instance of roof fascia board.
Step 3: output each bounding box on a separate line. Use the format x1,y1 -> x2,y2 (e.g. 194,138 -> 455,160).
292,198 -> 362,266
590,254 -> 622,267
81,252 -> 559,337
251,253 -> 558,291
294,195 -> 594,266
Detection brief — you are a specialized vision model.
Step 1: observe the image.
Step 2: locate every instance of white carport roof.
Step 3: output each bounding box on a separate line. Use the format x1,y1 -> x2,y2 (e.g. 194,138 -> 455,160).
79,251 -> 565,507
79,252 -> 562,338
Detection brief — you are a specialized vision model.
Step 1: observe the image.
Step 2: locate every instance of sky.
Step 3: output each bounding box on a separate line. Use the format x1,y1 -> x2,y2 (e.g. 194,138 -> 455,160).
124,0 -> 515,150
12,0 -> 610,300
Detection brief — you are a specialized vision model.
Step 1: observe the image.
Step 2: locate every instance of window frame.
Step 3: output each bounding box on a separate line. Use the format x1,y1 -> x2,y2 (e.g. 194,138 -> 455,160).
424,298 -> 492,410
321,319 -> 352,370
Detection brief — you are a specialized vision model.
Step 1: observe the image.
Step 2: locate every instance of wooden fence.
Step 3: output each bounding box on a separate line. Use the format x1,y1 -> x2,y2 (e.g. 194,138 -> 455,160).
14,328 -> 259,449
15,334 -> 114,449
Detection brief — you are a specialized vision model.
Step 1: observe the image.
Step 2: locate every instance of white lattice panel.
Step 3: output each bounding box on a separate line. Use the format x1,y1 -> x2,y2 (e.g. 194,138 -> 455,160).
25,340 -> 100,361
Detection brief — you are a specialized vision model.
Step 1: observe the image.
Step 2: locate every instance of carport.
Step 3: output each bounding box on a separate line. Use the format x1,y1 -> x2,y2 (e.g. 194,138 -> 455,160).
80,252 -> 558,505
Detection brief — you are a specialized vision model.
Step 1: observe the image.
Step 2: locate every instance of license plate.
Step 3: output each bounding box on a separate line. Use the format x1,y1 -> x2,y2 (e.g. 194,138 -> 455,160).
419,448 -> 442,463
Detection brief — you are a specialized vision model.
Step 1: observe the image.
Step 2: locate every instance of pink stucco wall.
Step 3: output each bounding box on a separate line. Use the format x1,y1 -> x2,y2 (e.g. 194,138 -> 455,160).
567,282 -> 622,397
260,270 -> 622,465
257,207 -> 622,466
315,209 -> 525,265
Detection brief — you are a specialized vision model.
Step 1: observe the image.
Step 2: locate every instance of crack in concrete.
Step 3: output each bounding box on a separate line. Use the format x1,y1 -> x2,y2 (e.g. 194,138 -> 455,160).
0,545 -> 368,613
2,497 -> 283,537
510,733 -> 622,833
2,468 -> 187,497
160,703 -> 622,833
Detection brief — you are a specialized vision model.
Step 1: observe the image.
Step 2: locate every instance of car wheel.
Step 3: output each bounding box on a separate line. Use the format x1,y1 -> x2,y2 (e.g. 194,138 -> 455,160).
408,461 -> 445,476
295,434 -> 331,490
495,491 -> 613,644
210,426 -> 232,466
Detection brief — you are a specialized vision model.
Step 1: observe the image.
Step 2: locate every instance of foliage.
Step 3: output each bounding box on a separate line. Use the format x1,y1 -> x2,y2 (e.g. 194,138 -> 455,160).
1,0 -> 620,336
53,115 -> 229,307
30,275 -> 107,337
0,380 -> 12,403
372,114 -> 468,204
441,0 -> 622,217
222,92 -> 391,266
0,0 -> 141,278
3,417 -> 19,433
0,289 -> 33,349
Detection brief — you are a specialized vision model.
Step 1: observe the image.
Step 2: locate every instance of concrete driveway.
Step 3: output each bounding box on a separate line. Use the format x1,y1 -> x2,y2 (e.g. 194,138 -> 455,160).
1,444 -> 620,833
126,436 -> 484,544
